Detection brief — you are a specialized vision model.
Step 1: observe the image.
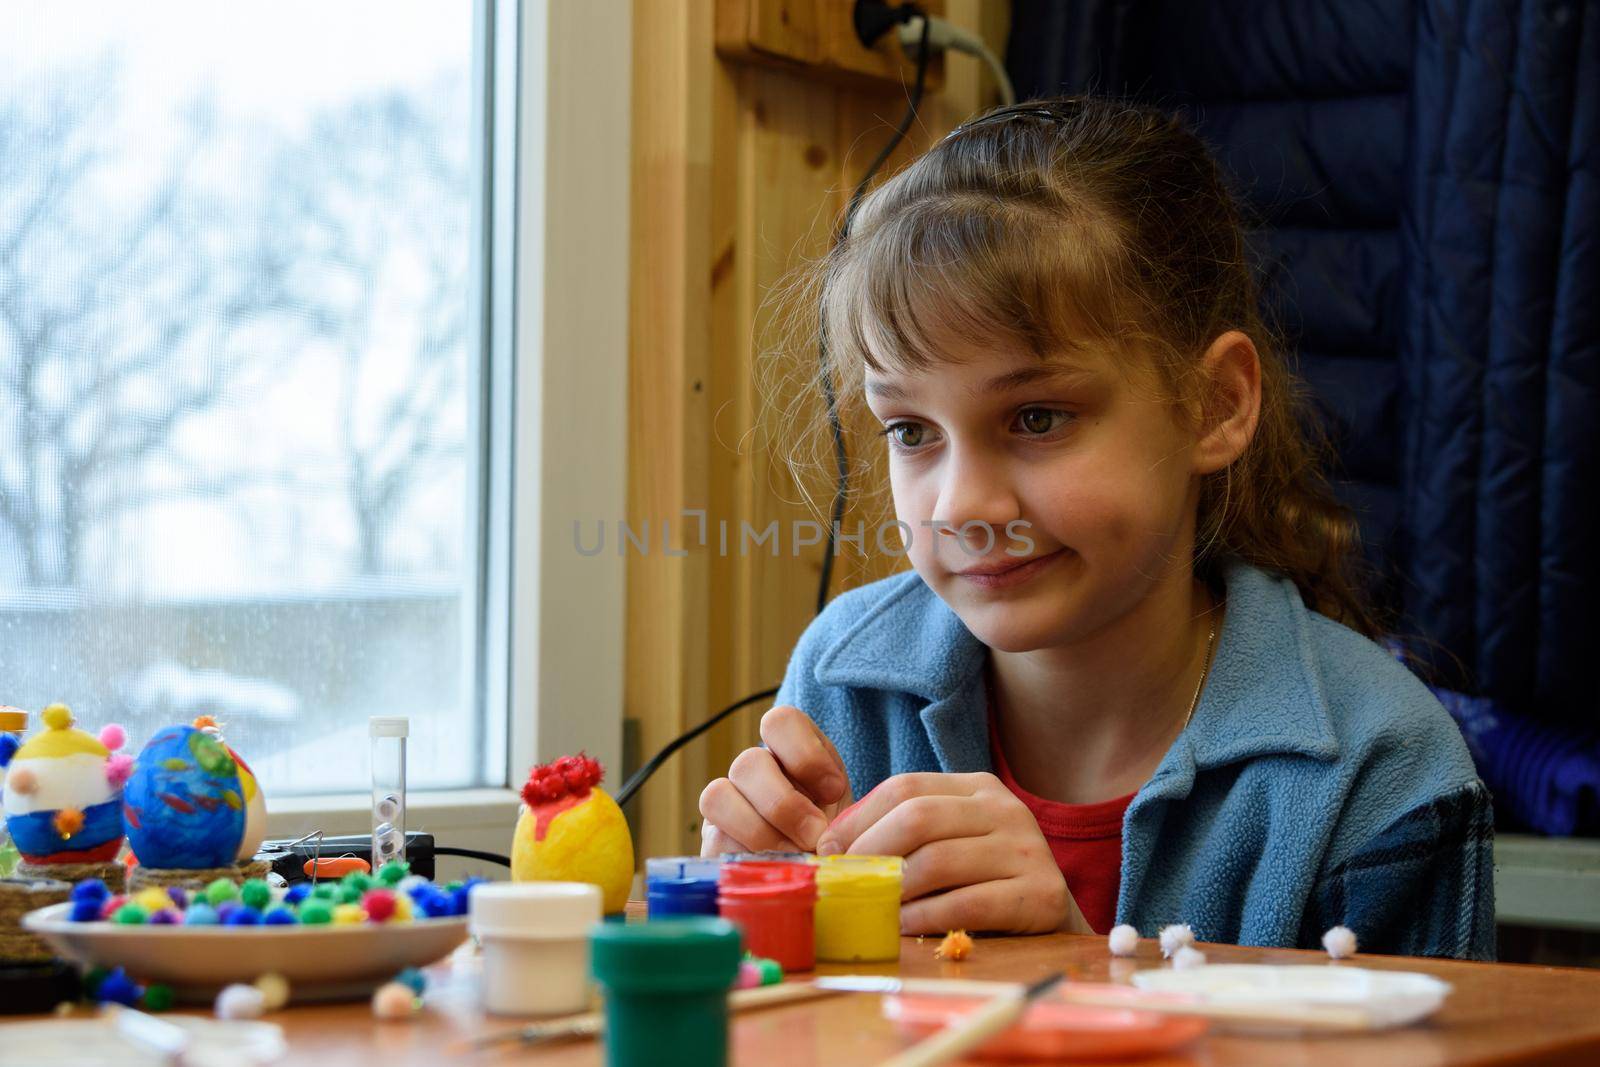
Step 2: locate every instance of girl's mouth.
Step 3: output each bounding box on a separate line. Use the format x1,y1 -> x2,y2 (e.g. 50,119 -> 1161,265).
954,547 -> 1067,589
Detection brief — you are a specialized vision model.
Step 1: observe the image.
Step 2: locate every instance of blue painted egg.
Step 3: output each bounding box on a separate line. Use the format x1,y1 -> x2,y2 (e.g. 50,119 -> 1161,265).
123,725 -> 245,869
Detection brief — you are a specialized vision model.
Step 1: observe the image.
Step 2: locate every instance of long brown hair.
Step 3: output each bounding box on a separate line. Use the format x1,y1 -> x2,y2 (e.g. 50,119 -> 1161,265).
774,96 -> 1380,637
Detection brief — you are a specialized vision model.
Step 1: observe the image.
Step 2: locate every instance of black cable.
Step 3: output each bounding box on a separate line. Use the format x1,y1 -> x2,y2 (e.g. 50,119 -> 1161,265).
818,6 -> 932,612
616,4 -> 932,810
434,845 -> 511,867
614,687 -> 780,807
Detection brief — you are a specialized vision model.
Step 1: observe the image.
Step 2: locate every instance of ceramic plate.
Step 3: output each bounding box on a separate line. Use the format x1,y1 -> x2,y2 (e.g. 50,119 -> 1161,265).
23,902 -> 469,1003
883,988 -> 1209,1062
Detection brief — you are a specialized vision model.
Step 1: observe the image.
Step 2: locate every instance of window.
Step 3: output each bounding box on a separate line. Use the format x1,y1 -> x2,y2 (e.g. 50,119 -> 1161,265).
0,2 -> 493,794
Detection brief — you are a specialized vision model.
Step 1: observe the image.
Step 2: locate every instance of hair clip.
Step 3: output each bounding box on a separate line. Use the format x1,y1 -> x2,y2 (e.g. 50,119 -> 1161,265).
942,105 -> 1070,141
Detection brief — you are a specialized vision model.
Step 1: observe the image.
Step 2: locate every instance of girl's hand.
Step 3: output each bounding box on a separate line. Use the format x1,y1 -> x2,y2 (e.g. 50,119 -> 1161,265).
698,705 -> 853,855
815,772 -> 1091,936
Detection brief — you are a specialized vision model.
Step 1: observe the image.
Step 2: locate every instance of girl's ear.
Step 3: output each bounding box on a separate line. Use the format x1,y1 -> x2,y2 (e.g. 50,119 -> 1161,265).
1192,330 -> 1262,475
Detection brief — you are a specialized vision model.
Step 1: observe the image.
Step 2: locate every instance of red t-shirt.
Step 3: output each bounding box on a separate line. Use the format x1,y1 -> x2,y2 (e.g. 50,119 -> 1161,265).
987,715 -> 1134,935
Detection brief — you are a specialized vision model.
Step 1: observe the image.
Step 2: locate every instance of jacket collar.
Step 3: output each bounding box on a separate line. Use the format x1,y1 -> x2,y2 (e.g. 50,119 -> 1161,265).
813,560 -> 1341,772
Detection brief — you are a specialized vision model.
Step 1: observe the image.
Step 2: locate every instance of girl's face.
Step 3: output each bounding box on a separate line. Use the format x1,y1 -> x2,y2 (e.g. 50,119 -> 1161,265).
863,338 -> 1202,653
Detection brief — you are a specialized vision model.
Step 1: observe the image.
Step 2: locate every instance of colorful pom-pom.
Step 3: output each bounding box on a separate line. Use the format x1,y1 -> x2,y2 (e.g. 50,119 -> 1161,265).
412,887 -> 453,918
215,901 -> 241,921
371,981 -> 418,1020
148,908 -> 181,925
168,886 -> 188,909
933,930 -> 974,961
143,985 -> 174,1012
69,900 -> 102,923
224,906 -> 263,926
1322,925 -> 1358,959
98,724 -> 126,752
377,860 -> 410,887
1108,924 -> 1139,957
362,889 -> 397,923
284,883 -> 312,906
395,968 -> 427,996
41,704 -> 72,731
52,808 -> 85,839
105,754 -> 135,788
1172,945 -> 1207,970
1158,924 -> 1195,959
193,714 -> 221,733
70,879 -> 111,905
204,878 -> 240,906
0,733 -> 19,767
184,902 -> 221,925
341,872 -> 375,894
98,895 -> 128,920
254,972 -> 290,1011
264,906 -> 298,926
112,904 -> 149,925
391,892 -> 413,923
298,901 -> 333,925
96,968 -> 143,1007
215,983 -> 266,1020
239,879 -> 271,911
134,888 -> 176,913
332,903 -> 366,926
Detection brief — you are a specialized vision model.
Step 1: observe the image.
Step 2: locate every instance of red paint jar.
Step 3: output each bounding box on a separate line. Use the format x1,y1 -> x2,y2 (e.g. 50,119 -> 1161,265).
717,859 -> 817,972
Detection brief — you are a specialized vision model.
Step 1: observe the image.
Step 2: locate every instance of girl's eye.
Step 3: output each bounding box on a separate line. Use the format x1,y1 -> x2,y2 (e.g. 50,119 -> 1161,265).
1015,407 -> 1072,436
881,422 -> 928,449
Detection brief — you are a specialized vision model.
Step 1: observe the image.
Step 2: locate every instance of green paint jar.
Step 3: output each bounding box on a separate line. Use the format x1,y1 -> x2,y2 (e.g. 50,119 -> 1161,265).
590,917 -> 743,1067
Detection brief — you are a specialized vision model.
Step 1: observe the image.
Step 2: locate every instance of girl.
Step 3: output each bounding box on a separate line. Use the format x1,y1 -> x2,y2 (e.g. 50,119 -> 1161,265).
698,98 -> 1495,959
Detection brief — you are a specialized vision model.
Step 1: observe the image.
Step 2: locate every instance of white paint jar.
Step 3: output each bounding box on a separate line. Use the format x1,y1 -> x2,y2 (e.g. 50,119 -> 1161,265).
469,881 -> 602,1016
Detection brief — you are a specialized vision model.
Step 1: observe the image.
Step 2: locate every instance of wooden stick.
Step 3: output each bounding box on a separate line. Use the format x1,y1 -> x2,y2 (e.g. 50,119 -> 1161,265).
873,974 -> 1063,1067
466,981 -> 841,1051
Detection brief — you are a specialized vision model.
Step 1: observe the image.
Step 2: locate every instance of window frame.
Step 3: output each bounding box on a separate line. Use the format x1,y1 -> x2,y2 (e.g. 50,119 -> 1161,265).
264,0 -> 631,868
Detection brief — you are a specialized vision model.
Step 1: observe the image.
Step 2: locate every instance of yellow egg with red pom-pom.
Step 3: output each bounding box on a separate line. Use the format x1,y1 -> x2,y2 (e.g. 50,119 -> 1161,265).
510,754 -> 633,914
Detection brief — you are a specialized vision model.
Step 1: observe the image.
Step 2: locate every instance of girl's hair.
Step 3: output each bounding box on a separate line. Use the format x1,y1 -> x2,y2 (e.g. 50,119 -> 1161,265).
775,95 -> 1381,637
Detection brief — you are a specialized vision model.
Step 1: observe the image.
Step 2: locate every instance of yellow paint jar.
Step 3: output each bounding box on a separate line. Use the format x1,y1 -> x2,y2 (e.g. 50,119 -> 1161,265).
813,855 -> 903,963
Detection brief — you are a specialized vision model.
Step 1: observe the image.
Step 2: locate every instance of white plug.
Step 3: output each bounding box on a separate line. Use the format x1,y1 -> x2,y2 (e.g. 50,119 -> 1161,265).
897,13 -> 1016,105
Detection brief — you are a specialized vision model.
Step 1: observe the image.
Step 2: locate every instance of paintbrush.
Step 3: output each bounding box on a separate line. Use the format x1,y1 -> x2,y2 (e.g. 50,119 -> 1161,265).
871,972 -> 1065,1067
819,973 -> 1378,1032
464,981 -> 840,1051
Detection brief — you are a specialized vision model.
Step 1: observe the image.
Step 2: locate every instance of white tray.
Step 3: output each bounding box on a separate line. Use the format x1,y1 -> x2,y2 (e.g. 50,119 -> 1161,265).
1131,964 -> 1451,1031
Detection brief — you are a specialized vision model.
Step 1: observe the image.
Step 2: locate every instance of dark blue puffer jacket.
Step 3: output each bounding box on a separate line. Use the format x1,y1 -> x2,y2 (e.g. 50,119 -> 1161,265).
1009,0 -> 1598,734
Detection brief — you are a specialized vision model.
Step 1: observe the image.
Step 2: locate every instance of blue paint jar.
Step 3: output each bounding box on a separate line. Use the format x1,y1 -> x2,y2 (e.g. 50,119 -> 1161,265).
646,856 -> 723,918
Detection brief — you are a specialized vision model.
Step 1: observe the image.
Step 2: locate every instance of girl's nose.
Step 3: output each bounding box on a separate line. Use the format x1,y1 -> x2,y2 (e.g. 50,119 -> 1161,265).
932,447 -> 1021,554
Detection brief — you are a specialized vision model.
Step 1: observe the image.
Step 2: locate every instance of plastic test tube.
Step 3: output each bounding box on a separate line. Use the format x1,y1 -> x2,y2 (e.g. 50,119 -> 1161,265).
370,716 -> 409,869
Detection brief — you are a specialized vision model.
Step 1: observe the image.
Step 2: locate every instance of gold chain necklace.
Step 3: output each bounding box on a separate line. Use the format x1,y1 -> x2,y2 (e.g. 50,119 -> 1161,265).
1181,618 -> 1219,732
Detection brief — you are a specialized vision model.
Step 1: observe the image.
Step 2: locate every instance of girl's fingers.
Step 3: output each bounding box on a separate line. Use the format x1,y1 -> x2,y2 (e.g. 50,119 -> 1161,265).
760,705 -> 851,808
845,795 -> 993,861
818,772 -> 983,856
899,879 -> 1040,936
697,776 -> 804,854
728,746 -> 830,849
897,834 -> 1006,901
699,824 -> 749,857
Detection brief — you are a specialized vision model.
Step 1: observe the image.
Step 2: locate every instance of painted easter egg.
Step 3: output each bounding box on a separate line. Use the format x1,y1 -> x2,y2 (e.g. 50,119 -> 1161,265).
123,725 -> 245,869
231,748 -> 267,861
192,716 -> 268,863
0,704 -> 127,864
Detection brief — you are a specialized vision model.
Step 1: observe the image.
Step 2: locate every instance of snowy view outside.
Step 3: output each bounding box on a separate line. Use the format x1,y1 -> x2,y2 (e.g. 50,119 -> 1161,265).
0,4 -> 491,793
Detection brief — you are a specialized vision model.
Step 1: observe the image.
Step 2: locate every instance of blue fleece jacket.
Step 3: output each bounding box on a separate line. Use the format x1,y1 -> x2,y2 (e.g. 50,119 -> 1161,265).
778,560 -> 1496,959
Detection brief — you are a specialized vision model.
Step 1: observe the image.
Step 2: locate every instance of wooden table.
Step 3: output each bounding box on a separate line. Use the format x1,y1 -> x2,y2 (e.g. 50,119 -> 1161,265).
244,933 -> 1600,1067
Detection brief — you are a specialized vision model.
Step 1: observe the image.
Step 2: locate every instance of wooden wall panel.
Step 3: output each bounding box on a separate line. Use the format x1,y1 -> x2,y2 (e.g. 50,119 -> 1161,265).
628,0 -> 1010,860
